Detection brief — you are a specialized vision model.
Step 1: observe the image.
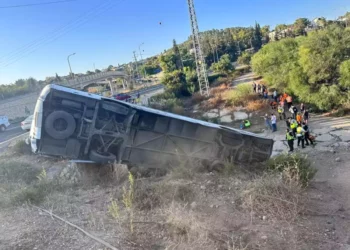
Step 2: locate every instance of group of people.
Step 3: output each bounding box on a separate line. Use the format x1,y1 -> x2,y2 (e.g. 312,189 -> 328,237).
262,91 -> 315,152
252,82 -> 270,99
285,120 -> 313,152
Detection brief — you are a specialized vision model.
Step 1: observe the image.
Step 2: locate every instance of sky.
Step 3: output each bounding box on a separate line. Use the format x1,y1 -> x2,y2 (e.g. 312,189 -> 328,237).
0,0 -> 349,85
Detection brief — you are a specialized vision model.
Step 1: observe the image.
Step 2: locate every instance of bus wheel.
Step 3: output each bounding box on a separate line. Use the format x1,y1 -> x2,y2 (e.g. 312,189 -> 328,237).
44,111 -> 76,140
89,150 -> 116,164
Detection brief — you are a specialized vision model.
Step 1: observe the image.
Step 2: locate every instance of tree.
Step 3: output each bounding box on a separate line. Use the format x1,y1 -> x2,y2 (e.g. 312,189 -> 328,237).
237,52 -> 252,65
340,59 -> 350,88
86,70 -> 94,75
107,65 -> 114,71
211,54 -> 234,75
293,18 -> 310,36
161,70 -> 190,97
275,24 -> 288,33
261,25 -> 270,43
159,53 -> 177,73
252,24 -> 350,110
95,69 -> 101,73
252,22 -> 263,51
172,39 -> 183,70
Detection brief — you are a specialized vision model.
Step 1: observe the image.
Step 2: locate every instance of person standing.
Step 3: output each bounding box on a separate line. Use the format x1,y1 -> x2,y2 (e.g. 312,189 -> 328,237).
296,124 -> 306,148
300,103 -> 305,114
290,118 -> 298,138
264,114 -> 272,130
271,113 -> 277,132
302,122 -> 313,146
292,105 -> 298,119
273,90 -> 278,102
286,129 -> 295,152
257,84 -> 261,94
289,105 -> 295,119
278,105 -> 286,120
303,109 -> 309,124
296,112 -> 302,125
252,82 -> 257,93
286,95 -> 293,109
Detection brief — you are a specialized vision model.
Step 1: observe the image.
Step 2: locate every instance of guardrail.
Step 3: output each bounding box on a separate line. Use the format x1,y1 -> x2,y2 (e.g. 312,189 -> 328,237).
65,71 -> 127,88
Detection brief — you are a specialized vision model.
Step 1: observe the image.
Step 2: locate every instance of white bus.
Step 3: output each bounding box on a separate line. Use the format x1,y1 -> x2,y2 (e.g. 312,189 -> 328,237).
30,84 -> 273,168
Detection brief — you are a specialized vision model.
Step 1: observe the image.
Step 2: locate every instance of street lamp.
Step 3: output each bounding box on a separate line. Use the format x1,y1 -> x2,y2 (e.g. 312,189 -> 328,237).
67,53 -> 76,79
138,43 -> 147,80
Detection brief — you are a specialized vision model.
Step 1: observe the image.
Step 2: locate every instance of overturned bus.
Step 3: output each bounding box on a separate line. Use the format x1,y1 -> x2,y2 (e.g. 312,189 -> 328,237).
30,84 -> 274,167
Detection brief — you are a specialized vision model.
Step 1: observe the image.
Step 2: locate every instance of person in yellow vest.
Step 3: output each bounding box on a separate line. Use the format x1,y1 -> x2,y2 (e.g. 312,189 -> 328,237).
277,105 -> 286,120
290,118 -> 298,138
296,124 -> 306,148
286,129 -> 295,152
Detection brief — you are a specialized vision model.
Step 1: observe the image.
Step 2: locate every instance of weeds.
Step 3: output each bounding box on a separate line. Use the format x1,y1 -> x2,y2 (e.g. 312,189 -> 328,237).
12,140 -> 31,155
243,173 -> 305,221
122,172 -> 135,232
246,99 -> 269,112
108,200 -> 120,220
267,153 -> 316,187
0,161 -> 39,184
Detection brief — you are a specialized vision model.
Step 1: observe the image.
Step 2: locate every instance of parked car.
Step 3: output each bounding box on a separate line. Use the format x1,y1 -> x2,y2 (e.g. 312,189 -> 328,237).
0,115 -> 10,132
21,115 -> 34,131
113,93 -> 131,101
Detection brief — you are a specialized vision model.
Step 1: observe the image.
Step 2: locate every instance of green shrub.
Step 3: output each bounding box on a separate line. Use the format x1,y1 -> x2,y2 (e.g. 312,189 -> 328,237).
267,153 -> 316,186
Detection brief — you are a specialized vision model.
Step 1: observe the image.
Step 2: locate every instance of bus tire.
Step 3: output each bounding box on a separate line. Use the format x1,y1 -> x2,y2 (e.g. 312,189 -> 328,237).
89,150 -> 116,164
44,111 -> 76,140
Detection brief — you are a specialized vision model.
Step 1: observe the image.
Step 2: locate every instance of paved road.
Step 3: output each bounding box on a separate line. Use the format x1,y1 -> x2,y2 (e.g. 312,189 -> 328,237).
231,72 -> 260,87
0,122 -> 26,143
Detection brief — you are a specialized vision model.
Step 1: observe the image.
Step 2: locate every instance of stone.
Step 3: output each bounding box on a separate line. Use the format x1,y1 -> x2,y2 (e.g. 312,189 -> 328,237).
218,185 -> 223,189
200,185 -> 206,190
261,235 -> 268,240
316,134 -> 334,142
190,202 -> 197,209
209,204 -> 214,208
233,111 -> 248,121
220,115 -> 233,123
262,216 -> 267,221
335,157 -> 341,162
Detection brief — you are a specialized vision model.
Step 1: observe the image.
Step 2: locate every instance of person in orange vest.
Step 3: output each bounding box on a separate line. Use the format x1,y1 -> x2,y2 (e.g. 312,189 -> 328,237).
296,112 -> 302,125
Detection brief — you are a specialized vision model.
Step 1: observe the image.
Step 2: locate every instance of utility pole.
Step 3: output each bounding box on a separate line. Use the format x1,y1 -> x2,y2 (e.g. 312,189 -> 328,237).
187,0 -> 210,96
133,51 -> 139,79
67,53 -> 76,79
138,43 -> 147,79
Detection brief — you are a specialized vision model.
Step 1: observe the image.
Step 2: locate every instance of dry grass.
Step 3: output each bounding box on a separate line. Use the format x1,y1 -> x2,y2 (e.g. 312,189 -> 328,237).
191,92 -> 207,105
12,140 -> 31,155
242,173 -> 305,221
246,99 -> 269,112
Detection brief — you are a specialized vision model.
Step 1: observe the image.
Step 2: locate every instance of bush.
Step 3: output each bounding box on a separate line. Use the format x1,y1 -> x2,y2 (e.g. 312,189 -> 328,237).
267,153 -> 316,187
223,85 -> 257,107
191,92 -> 206,105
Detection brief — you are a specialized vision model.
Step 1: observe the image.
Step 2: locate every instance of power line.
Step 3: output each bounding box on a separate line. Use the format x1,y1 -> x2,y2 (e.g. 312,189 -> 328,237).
0,0 -> 121,68
0,0 -> 77,9
0,1 -> 112,65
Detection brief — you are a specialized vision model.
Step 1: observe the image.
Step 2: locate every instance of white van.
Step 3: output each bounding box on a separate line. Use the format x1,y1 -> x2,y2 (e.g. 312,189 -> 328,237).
0,115 -> 10,132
